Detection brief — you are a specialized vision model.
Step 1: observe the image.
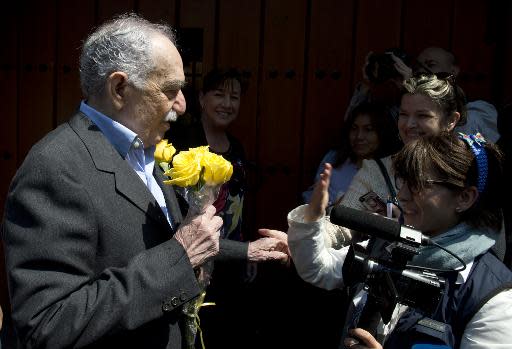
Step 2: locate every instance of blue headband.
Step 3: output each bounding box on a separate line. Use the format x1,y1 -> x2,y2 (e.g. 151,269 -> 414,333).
458,132 -> 488,193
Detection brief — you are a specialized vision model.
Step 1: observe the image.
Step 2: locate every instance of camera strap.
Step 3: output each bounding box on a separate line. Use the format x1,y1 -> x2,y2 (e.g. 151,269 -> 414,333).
374,158 -> 398,207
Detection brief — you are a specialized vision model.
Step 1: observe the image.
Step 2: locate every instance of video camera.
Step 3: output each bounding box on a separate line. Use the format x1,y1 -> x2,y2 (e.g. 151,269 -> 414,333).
330,205 -> 446,323
365,48 -> 413,85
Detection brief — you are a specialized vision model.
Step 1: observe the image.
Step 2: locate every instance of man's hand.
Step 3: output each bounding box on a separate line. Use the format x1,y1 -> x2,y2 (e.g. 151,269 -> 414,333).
174,205 -> 222,268
247,229 -> 290,263
344,328 -> 382,349
389,52 -> 413,81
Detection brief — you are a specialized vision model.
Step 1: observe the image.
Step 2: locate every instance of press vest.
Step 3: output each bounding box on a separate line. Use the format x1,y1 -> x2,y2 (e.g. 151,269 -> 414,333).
384,251 -> 512,349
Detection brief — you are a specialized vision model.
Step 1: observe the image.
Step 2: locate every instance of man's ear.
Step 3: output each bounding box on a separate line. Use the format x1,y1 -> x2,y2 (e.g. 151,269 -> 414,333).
456,186 -> 478,213
446,111 -> 461,132
106,72 -> 129,110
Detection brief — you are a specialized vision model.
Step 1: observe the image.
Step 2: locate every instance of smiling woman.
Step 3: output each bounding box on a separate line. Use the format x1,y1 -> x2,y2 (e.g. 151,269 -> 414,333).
287,132 -> 512,349
394,132 -> 503,236
168,68 -> 248,241
339,75 -> 468,217
165,68 -> 254,347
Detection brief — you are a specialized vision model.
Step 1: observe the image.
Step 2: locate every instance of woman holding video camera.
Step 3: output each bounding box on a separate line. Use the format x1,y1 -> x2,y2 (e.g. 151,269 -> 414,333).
288,75 -> 469,289
290,133 -> 512,348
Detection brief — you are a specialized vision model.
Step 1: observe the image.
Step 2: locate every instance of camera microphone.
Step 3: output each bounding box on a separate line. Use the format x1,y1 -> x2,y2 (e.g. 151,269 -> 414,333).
330,205 -> 431,246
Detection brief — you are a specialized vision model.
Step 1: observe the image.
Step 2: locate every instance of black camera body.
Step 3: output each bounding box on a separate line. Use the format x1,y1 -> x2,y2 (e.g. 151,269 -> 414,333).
343,240 -> 445,324
365,48 -> 412,84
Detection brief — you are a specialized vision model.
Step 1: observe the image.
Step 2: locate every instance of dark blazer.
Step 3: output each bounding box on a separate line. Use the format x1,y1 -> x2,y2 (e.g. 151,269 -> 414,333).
2,112 -> 201,348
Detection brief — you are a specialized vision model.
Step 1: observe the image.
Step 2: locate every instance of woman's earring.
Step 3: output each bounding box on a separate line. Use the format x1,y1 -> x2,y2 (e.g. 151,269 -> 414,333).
455,207 -> 462,213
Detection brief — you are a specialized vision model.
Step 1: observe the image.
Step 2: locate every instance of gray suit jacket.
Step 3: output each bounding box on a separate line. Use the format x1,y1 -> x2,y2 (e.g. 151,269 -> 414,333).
3,112 -> 202,348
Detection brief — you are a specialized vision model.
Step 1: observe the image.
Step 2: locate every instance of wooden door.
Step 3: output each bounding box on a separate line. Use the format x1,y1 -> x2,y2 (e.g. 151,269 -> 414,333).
301,0 -> 356,193
56,0 -> 95,125
217,0 -> 262,239
256,0 -> 308,230
18,0 -> 57,160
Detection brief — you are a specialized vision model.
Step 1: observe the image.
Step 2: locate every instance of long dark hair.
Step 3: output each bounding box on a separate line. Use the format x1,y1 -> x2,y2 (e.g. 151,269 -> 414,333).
333,102 -> 402,167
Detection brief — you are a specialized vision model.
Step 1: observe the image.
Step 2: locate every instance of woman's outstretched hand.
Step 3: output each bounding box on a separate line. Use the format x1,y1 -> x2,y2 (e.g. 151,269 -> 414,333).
304,163 -> 332,222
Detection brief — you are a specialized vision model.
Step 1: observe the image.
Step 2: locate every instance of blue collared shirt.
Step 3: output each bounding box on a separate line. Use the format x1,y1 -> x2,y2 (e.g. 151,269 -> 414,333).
79,101 -> 173,228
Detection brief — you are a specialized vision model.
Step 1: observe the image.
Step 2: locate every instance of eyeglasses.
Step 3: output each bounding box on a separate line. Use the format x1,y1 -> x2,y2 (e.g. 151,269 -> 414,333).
395,176 -> 458,193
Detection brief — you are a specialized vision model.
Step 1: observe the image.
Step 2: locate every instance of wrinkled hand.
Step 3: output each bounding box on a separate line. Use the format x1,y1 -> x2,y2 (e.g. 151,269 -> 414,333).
247,228 -> 290,263
388,52 -> 412,81
344,328 -> 382,349
174,205 -> 222,268
305,163 -> 331,222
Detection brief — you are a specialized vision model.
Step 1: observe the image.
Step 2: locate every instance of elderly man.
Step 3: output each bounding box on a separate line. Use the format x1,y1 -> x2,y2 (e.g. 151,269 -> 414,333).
2,14 -> 286,349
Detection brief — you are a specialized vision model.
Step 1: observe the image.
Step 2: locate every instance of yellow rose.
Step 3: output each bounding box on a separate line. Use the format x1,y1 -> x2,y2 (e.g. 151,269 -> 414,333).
164,149 -> 202,187
192,146 -> 210,157
201,152 -> 233,186
154,139 -> 176,164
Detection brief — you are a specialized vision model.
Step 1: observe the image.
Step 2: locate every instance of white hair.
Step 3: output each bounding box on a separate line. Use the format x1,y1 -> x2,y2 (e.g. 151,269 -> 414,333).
79,13 -> 176,98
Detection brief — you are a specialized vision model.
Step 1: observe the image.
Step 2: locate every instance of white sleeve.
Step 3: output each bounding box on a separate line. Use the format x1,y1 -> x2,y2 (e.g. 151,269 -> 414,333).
340,157 -> 392,211
460,289 -> 512,348
287,205 -> 350,290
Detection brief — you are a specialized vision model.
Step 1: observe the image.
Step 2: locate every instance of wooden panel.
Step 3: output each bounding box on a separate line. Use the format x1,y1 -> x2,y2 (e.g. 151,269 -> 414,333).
494,3 -> 512,106
138,0 -> 176,25
451,0 -> 495,101
97,0 -> 136,23
18,0 -> 57,160
217,0 -> 261,161
402,0 -> 452,57
0,7 -> 19,319
301,0 -> 356,193
0,10 -> 18,212
216,0 -> 261,237
352,0 -> 402,87
179,0 -> 216,84
256,0 -> 307,229
56,1 -> 95,125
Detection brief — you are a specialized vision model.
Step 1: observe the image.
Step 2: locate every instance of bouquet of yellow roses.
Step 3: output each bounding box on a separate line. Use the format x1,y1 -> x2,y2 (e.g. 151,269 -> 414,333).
155,141 -> 233,213
155,140 -> 233,348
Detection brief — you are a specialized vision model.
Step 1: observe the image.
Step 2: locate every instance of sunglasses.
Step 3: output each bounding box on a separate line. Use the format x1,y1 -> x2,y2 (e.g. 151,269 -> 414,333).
395,176 -> 461,193
412,70 -> 456,84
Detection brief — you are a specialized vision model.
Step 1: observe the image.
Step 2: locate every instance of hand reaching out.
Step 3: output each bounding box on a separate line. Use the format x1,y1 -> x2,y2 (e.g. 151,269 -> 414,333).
388,52 -> 412,81
247,228 -> 290,263
305,163 -> 331,222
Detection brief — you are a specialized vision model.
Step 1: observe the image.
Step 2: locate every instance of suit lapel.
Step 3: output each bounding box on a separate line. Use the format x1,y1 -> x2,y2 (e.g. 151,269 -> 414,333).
154,165 -> 183,230
69,112 -> 170,230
